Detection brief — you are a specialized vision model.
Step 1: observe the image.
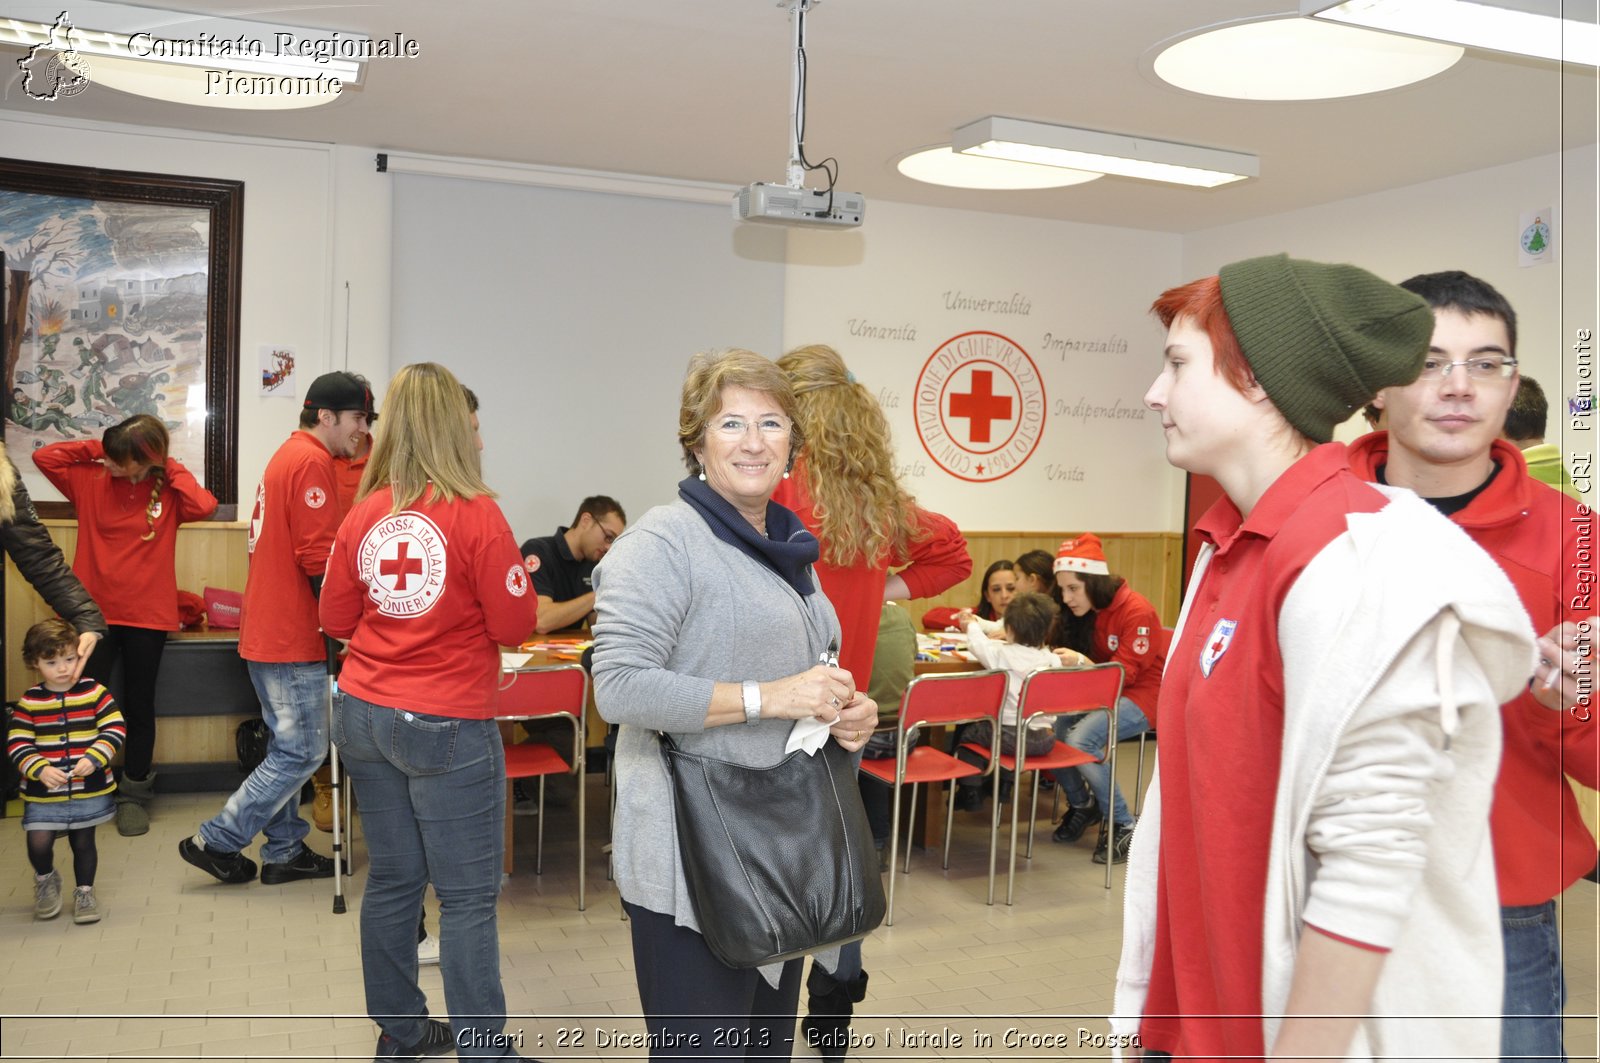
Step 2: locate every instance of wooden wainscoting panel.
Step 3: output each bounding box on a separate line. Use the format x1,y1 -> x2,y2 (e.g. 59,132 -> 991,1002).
5,520 -> 249,700
900,530 -> 1183,629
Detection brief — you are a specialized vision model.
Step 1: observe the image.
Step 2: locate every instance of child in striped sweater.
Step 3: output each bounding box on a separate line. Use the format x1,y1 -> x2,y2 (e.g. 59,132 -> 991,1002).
7,618 -> 125,923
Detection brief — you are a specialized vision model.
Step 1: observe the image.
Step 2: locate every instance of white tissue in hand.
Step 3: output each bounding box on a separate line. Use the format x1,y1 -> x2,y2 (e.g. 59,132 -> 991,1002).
785,716 -> 832,755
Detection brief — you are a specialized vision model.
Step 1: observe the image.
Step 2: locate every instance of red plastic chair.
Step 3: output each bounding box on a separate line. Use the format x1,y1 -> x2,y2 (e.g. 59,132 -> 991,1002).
497,665 -> 588,910
859,668 -> 1007,925
965,663 -> 1126,901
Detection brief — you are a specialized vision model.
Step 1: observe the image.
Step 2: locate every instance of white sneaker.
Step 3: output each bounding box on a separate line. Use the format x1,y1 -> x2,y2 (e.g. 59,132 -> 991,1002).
417,933 -> 441,966
73,887 -> 101,924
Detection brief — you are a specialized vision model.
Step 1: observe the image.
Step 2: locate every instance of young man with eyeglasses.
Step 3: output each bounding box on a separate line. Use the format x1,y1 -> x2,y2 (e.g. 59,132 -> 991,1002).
1350,270 -> 1598,1063
521,495 -> 627,633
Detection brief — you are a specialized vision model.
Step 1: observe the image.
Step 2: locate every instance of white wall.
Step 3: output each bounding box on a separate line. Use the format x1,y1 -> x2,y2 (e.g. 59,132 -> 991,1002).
1,113 -> 391,507
387,175 -> 787,540
784,200 -> 1185,532
10,110 -> 1594,531
1184,145 -> 1599,451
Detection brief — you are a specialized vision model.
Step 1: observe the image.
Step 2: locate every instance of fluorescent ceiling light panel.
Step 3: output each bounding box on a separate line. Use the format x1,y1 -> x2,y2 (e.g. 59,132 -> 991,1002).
895,146 -> 1103,190
1154,17 -> 1463,100
952,117 -> 1258,189
1302,0 -> 1597,66
0,0 -> 371,107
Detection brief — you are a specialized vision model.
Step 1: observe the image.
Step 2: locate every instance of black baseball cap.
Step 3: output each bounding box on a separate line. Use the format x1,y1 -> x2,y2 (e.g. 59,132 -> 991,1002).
304,372 -> 377,422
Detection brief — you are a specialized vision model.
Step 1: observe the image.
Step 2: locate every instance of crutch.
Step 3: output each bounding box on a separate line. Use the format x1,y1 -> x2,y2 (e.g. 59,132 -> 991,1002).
325,635 -> 349,914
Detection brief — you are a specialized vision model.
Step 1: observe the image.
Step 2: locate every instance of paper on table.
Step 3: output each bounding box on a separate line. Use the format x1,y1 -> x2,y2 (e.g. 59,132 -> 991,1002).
500,652 -> 533,671
785,715 -> 833,755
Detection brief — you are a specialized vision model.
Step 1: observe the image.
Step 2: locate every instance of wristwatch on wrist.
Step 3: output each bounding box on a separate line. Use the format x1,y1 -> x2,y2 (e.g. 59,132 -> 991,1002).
742,680 -> 762,725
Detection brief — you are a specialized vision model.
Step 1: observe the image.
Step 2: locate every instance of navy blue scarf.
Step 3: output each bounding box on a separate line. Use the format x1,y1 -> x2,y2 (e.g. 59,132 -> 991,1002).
678,475 -> 819,597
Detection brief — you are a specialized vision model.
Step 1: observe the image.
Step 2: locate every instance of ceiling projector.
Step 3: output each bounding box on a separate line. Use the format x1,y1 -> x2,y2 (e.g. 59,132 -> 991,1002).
733,182 -> 865,228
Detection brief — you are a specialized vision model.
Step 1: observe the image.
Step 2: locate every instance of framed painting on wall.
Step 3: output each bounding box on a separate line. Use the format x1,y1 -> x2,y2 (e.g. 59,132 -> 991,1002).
0,156 -> 242,516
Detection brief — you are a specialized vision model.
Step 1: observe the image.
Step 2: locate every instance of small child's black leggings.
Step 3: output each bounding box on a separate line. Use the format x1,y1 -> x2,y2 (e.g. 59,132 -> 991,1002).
27,827 -> 97,886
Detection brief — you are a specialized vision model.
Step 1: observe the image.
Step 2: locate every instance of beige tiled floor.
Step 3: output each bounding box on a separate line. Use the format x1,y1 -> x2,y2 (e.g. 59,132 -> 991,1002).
1,763 -> 1596,1062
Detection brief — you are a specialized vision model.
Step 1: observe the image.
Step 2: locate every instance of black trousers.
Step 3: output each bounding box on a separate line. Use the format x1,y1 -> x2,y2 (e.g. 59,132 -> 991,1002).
87,624 -> 168,779
623,901 -> 803,1060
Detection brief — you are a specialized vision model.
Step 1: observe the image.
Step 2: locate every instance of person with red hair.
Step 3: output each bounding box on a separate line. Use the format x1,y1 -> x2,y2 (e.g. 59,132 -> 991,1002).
1113,255 -> 1535,1061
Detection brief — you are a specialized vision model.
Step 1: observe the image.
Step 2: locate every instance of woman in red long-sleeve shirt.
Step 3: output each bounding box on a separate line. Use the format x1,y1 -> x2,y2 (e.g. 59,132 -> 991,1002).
34,416 -> 218,837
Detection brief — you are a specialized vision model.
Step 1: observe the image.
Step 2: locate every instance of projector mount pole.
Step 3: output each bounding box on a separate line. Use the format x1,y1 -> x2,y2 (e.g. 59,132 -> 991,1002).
783,0 -> 815,190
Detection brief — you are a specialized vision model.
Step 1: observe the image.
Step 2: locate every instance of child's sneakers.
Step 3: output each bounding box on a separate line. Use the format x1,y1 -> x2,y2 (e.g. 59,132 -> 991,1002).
33,869 -> 62,920
73,886 -> 101,924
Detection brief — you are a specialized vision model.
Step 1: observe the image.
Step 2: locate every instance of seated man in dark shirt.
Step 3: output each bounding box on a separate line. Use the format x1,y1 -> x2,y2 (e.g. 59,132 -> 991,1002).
521,495 -> 626,633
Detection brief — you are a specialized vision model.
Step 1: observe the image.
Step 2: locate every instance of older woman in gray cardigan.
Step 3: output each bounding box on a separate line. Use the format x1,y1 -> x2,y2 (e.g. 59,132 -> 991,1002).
592,349 -> 877,1060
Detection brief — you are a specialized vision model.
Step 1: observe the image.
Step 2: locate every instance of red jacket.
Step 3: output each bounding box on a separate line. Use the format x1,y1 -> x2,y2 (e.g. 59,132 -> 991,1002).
1091,582 -> 1166,723
34,440 -> 217,630
320,485 -> 538,718
1349,433 -> 1599,904
773,471 -> 971,684
240,431 -> 342,662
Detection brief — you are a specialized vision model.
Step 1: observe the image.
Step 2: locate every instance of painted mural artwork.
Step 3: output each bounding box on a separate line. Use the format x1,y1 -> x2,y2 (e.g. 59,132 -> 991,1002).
1,190 -> 209,480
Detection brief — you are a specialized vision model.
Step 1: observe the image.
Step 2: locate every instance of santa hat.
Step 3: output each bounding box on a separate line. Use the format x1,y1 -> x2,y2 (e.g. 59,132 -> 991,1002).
1053,533 -> 1109,576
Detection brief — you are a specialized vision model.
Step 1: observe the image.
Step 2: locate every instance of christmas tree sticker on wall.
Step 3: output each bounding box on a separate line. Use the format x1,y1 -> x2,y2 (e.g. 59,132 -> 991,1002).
1519,207 -> 1555,268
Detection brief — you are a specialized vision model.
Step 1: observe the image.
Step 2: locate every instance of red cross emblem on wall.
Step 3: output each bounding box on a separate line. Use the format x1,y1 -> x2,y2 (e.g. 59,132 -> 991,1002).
948,369 -> 1014,444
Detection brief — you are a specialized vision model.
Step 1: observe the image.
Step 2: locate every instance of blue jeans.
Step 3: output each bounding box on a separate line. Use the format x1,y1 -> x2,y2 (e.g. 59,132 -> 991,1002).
334,693 -> 513,1060
200,660 -> 328,863
1050,697 -> 1148,829
1502,900 -> 1566,1062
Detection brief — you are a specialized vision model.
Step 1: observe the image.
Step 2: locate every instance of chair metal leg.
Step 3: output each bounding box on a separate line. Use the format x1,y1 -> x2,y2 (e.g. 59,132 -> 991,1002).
884,773 -> 905,926
1005,766 -> 1024,906
942,782 -> 958,870
904,782 -> 917,875
986,766 -> 1002,905
606,771 -> 617,883
1103,703 -> 1118,891
576,762 -> 587,912
1134,730 -> 1149,815
1025,771 -> 1040,861
536,776 -> 546,876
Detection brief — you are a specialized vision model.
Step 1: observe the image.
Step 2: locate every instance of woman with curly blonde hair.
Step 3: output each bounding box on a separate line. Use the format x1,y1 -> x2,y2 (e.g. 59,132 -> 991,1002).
774,343 -> 971,1061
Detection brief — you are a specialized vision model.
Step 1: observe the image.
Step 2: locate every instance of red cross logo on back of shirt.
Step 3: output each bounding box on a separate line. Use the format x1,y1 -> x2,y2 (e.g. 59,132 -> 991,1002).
948,369 -> 1014,444
356,513 -> 448,618
381,541 -> 424,591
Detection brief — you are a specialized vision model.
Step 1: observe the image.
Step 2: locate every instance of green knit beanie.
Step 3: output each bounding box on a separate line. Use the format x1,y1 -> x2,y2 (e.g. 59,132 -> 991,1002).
1217,254 -> 1434,444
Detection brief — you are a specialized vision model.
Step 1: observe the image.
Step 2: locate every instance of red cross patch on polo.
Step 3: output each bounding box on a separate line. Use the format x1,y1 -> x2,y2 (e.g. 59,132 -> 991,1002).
506,564 -> 528,597
1200,618 -> 1237,678
304,486 -> 327,509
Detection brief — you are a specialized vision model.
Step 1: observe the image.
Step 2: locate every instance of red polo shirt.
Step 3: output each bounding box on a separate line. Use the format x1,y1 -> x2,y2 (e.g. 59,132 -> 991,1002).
239,431 -> 342,663
1142,443 -> 1389,1059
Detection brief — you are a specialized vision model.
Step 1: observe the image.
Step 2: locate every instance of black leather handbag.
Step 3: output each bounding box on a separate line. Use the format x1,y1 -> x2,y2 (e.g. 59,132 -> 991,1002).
658,732 -> 887,969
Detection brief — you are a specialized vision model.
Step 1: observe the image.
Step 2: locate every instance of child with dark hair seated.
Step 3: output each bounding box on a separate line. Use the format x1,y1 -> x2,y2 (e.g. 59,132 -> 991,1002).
952,591 -> 1061,811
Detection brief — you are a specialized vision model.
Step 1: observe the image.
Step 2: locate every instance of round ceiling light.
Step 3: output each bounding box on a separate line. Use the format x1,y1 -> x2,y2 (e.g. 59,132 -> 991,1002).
1152,16 -> 1463,100
895,146 -> 1102,190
